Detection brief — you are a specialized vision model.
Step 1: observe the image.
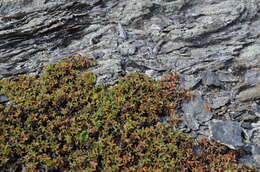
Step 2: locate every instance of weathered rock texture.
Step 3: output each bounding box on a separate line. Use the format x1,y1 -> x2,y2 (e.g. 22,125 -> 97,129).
0,0 -> 260,168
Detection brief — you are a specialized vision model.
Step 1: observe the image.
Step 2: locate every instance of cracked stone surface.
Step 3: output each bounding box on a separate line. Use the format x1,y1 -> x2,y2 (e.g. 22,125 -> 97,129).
182,94 -> 213,130
1,0 -> 260,169
209,120 -> 244,149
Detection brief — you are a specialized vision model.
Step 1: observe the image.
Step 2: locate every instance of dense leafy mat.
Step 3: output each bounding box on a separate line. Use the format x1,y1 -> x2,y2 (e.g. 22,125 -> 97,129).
0,56 -> 255,171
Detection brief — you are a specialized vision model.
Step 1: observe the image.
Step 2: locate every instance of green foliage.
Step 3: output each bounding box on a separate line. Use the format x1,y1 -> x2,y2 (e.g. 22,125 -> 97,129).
0,55 -> 255,171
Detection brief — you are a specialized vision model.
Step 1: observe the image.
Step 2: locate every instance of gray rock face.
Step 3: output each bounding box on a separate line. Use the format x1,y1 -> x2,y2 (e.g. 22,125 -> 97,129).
180,74 -> 201,90
210,94 -> 230,109
217,71 -> 239,83
182,95 -> 213,130
245,69 -> 260,86
236,85 -> 260,102
1,0 -> 260,169
209,120 -> 244,149
248,145 -> 260,168
202,71 -> 221,87
250,121 -> 260,148
0,95 -> 9,103
252,102 -> 260,117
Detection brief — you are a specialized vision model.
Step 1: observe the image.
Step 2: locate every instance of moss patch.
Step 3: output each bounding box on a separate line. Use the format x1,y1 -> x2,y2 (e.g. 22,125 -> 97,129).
0,55 -> 255,171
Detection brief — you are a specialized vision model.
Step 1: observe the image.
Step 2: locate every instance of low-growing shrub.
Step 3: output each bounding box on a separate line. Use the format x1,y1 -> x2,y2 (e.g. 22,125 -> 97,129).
0,55 -> 255,171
